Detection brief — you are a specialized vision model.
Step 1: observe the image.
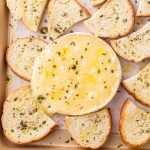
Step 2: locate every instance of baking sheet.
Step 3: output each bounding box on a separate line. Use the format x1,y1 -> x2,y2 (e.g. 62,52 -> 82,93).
5,0 -> 150,148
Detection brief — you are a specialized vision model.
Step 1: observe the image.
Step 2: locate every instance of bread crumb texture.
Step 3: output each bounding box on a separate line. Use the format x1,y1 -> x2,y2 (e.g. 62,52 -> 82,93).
120,100 -> 150,147
66,108 -> 111,149
111,22 -> 150,62
1,86 -> 56,144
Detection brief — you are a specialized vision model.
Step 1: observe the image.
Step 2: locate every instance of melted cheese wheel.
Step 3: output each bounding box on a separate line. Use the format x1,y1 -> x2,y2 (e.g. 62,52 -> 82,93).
31,33 -> 121,115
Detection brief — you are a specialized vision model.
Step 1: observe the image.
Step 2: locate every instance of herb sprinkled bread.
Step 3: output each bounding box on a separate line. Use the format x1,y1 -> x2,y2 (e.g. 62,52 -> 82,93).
65,108 -> 112,149
7,38 -> 48,81
122,63 -> 150,107
111,22 -> 150,62
1,85 -> 56,144
119,99 -> 150,148
84,0 -> 135,38
48,0 -> 90,39
6,0 -> 22,20
22,0 -> 49,32
91,0 -> 106,6
137,0 -> 150,17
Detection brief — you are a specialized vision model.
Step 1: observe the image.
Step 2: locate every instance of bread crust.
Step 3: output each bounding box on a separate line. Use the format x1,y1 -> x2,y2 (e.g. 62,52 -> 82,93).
66,108 -> 112,149
122,81 -> 150,107
119,99 -> 150,148
84,0 -> 135,39
6,37 -> 48,81
91,0 -> 106,7
137,13 -> 150,17
1,85 -> 57,144
75,0 -> 91,17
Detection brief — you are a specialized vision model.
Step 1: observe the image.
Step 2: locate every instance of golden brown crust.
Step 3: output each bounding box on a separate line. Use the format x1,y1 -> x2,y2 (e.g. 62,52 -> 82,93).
1,85 -> 57,144
66,108 -> 112,149
74,0 -> 91,17
119,99 -> 149,148
6,37 -> 48,82
136,13 -> 150,17
91,0 -> 106,7
122,81 -> 150,107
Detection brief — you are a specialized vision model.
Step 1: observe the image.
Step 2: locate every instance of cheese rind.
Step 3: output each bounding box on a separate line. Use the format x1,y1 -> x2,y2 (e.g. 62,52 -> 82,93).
31,33 -> 121,115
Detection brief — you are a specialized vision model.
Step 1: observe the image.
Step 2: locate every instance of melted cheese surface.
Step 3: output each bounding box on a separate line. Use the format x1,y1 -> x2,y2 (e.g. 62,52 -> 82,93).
31,34 -> 121,115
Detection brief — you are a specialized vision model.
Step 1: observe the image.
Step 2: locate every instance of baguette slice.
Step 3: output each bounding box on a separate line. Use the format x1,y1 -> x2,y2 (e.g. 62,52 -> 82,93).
6,0 -> 22,20
7,38 -> 48,81
84,0 -> 135,38
122,63 -> 150,107
111,22 -> 150,62
1,85 -> 56,144
137,0 -> 150,17
65,108 -> 112,149
119,99 -> 150,148
48,0 -> 90,39
91,0 -> 106,6
22,0 -> 49,32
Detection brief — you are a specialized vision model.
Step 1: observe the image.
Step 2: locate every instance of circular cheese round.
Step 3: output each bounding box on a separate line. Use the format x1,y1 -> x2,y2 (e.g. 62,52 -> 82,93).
31,33 -> 122,115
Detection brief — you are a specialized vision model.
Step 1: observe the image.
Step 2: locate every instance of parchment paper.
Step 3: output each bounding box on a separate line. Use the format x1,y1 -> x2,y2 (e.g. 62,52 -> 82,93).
6,0 -> 150,148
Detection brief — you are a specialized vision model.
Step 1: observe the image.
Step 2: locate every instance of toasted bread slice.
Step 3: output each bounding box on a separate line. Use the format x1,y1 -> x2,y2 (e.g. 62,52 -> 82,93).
6,0 -> 22,20
137,0 -> 150,17
119,99 -> 150,148
111,22 -> 150,62
65,108 -> 112,149
91,0 -> 106,6
48,0 -> 90,39
84,0 -> 135,38
6,38 -> 48,81
1,86 -> 56,144
22,0 -> 49,32
122,63 -> 150,107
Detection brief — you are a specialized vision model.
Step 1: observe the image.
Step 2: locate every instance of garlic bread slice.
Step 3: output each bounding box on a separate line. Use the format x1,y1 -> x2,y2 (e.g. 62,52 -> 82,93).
122,63 -> 150,107
65,108 -> 112,149
6,0 -> 22,20
1,86 -> 56,144
6,38 -> 48,81
84,0 -> 135,38
22,0 -> 49,32
111,22 -> 150,62
48,0 -> 90,39
120,99 -> 150,148
137,0 -> 150,17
